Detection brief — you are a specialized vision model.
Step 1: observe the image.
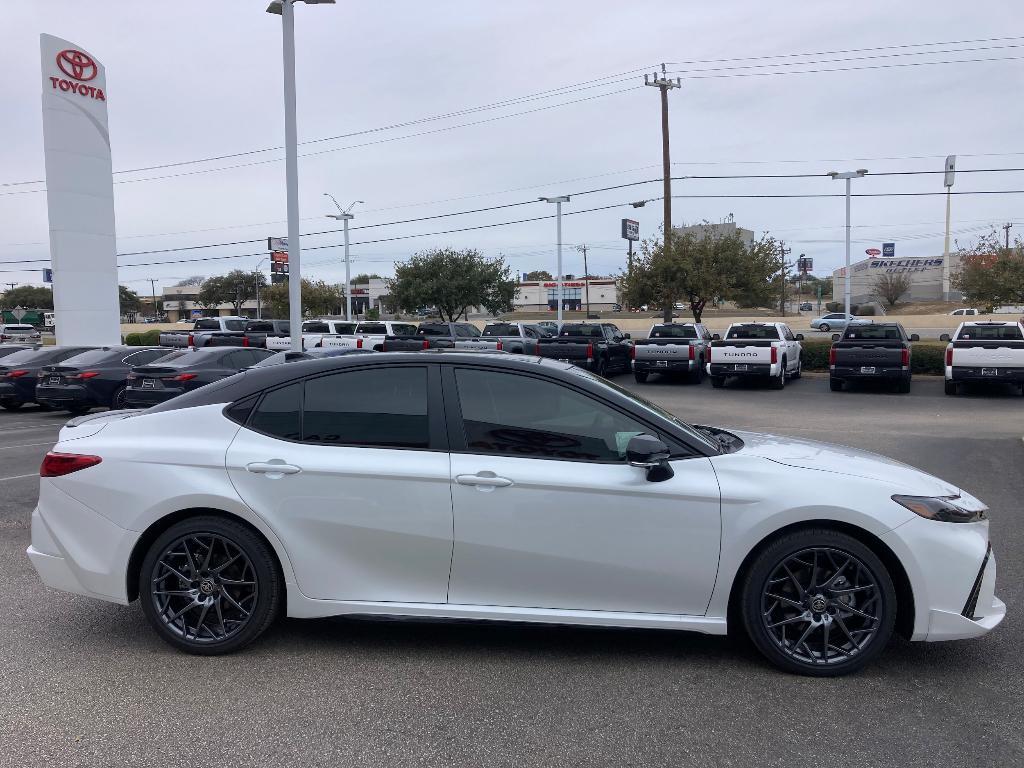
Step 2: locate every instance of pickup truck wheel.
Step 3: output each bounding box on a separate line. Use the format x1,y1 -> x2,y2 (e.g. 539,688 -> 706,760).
633,371 -> 649,384
790,357 -> 802,379
1,401 -> 23,411
897,377 -> 911,394
741,528 -> 896,676
829,378 -> 844,392
595,357 -> 608,378
770,362 -> 786,389
710,376 -> 725,389
944,380 -> 958,396
690,358 -> 705,384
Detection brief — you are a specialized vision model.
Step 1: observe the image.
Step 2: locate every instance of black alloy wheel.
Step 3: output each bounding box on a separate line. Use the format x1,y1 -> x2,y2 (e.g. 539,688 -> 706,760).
111,385 -> 128,410
742,530 -> 896,676
140,516 -> 281,654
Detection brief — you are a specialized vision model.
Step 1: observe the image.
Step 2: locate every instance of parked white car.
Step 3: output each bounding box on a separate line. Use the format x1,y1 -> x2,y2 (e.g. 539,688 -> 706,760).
319,321 -> 419,352
265,319 -> 358,352
708,322 -> 803,389
940,320 -> 1024,395
0,323 -> 42,343
27,353 -> 1003,675
949,308 -> 981,316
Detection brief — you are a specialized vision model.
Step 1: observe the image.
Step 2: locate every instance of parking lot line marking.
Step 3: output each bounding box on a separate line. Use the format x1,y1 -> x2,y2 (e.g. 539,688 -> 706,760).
0,473 -> 38,482
0,441 -> 55,451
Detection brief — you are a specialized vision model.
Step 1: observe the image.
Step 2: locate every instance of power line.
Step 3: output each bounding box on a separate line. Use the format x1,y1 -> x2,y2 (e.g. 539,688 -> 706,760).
669,54 -> 1024,81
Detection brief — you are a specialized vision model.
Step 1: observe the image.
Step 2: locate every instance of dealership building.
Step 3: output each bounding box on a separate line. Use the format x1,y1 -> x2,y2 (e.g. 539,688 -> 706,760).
832,253 -> 964,304
513,278 -> 621,312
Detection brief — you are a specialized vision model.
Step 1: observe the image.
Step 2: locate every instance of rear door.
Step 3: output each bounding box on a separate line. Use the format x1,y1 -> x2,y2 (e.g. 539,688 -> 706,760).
225,363 -> 453,602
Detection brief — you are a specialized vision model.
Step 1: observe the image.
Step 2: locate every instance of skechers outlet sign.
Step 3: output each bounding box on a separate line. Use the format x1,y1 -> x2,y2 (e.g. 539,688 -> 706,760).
48,49 -> 106,101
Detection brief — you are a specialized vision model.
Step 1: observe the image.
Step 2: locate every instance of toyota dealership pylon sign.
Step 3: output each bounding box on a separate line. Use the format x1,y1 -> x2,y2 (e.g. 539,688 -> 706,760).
40,34 -> 120,346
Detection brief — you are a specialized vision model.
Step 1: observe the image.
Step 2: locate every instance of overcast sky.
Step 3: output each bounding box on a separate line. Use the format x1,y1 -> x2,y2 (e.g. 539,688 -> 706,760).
2,1 -> 1022,295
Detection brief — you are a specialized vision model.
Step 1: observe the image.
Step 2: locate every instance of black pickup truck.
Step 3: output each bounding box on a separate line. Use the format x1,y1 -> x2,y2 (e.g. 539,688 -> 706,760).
381,322 -> 482,351
201,319 -> 291,349
535,322 -> 632,377
829,322 -> 919,393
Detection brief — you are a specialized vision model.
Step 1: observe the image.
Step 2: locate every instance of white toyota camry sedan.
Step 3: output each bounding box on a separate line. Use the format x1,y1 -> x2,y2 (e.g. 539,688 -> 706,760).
27,353 -> 1004,675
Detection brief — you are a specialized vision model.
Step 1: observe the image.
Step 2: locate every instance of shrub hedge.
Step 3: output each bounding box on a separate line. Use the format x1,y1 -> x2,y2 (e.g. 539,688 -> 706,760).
798,338 -> 946,375
124,332 -> 142,346
124,329 -> 161,346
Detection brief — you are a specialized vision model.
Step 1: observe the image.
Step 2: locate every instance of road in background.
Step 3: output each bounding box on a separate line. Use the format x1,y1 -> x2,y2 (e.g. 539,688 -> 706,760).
0,378 -> 1021,767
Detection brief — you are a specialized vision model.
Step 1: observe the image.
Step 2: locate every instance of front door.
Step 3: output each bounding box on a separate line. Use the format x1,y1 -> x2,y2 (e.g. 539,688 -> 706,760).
444,366 -> 721,616
225,364 -> 453,603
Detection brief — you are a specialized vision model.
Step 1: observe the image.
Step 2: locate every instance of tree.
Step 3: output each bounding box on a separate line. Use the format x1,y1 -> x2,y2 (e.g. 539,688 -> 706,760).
119,285 -> 141,314
0,285 -> 53,310
196,269 -> 267,314
349,273 -> 382,285
952,231 -> 1024,310
524,270 -> 553,281
173,275 -> 206,288
387,248 -> 517,322
260,279 -> 343,319
871,272 -> 912,308
621,225 -> 782,323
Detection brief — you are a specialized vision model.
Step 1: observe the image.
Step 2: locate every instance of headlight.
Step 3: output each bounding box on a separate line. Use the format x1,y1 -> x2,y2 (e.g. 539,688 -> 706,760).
892,495 -> 986,523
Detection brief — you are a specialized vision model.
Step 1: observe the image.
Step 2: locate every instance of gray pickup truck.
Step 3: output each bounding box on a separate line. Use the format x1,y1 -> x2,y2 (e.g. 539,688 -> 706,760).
829,322 -> 919,393
459,322 -> 548,354
632,323 -> 712,383
158,316 -> 248,348
381,322 -> 482,351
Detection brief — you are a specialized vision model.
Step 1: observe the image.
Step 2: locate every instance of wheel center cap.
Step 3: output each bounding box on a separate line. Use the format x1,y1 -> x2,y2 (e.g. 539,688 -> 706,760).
810,594 -> 828,613
198,578 -> 217,596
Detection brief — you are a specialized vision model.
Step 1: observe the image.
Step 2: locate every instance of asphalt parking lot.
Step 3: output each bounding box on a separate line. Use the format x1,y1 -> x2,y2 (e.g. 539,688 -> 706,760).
0,375 -> 1021,767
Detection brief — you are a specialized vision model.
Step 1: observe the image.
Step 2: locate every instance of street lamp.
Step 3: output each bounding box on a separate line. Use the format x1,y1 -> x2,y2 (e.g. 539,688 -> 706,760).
325,194 -> 364,321
267,0 -> 335,351
827,169 -> 868,317
539,196 -> 570,323
254,257 -> 269,319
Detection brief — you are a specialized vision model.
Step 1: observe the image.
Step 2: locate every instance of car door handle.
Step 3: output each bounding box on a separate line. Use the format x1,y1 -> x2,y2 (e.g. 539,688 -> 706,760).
455,473 -> 513,488
246,461 -> 301,476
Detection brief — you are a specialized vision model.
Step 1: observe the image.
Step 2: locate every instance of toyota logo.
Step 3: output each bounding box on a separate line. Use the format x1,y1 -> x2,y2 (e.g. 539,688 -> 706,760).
56,49 -> 97,82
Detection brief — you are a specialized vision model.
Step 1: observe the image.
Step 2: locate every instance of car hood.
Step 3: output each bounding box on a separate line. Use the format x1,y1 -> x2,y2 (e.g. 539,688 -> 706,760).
731,429 -> 962,497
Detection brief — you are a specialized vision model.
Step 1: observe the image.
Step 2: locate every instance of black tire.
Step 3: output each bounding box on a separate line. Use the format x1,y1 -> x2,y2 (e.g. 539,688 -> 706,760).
139,515 -> 282,655
1,401 -> 23,411
944,380 -> 958,396
741,528 -> 897,676
770,362 -> 786,389
689,358 -> 705,384
66,404 -> 91,416
820,323 -> 831,333
790,357 -> 802,379
595,356 -> 608,378
633,371 -> 649,384
110,386 -> 128,410
829,378 -> 844,392
710,376 -> 725,389
897,377 -> 911,394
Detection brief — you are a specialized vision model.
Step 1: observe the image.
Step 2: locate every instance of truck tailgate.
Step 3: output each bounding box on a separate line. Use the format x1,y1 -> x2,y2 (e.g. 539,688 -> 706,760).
538,340 -> 592,360
710,342 -> 774,364
833,345 -> 904,368
634,341 -> 691,362
951,342 -> 1024,368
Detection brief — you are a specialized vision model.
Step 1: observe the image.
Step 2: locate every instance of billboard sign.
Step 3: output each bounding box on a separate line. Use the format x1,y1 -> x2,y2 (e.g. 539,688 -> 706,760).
268,236 -> 288,252
41,34 -> 120,346
882,242 -> 895,258
865,248 -> 881,256
270,250 -> 289,283
621,219 -> 639,241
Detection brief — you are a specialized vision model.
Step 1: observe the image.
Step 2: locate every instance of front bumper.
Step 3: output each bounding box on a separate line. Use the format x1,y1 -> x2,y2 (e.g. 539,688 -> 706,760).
709,363 -> 772,377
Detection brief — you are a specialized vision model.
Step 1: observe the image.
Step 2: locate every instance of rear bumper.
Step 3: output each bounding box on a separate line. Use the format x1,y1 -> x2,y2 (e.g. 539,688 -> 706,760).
124,387 -> 183,407
709,363 -> 772,377
634,359 -> 695,373
0,380 -> 34,403
35,383 -> 97,407
950,366 -> 1024,384
831,365 -> 907,380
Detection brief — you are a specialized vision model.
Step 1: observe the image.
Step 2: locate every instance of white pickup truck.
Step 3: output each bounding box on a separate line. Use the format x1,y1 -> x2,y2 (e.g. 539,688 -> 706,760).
265,319 -> 358,352
707,322 -> 804,390
319,321 -> 419,352
940,320 -> 1024,396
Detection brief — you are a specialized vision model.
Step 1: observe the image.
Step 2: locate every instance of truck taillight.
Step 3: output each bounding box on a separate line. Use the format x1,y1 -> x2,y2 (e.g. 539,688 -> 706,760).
828,347 -> 836,366
901,348 -> 910,367
242,337 -> 250,347
40,452 -> 102,478
706,347 -> 711,363
187,333 -> 194,347
770,346 -> 778,365
422,340 -> 430,350
381,341 -> 388,352
945,347 -> 953,366
356,338 -> 363,349
688,344 -> 695,361
586,342 -> 594,360
630,344 -> 636,360
495,341 -> 503,351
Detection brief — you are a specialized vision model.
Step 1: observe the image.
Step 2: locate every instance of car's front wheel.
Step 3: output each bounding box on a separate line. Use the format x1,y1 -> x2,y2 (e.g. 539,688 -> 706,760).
819,323 -> 830,332
741,529 -> 897,676
139,516 -> 282,655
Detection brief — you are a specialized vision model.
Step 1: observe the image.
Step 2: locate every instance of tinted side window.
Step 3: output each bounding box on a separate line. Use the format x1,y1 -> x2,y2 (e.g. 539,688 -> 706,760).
302,367 -> 429,448
454,369 -> 650,462
357,323 -> 387,334
250,384 -> 302,440
393,324 -> 417,335
123,349 -> 167,365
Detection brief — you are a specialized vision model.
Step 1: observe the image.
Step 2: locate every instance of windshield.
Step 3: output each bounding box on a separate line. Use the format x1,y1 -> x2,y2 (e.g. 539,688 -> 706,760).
567,367 -> 720,453
727,325 -> 780,340
650,325 -> 697,339
957,324 -> 1024,341
193,319 -> 220,330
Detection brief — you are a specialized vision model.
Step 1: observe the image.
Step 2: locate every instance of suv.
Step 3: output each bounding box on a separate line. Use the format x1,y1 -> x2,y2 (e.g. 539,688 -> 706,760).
0,324 -> 42,343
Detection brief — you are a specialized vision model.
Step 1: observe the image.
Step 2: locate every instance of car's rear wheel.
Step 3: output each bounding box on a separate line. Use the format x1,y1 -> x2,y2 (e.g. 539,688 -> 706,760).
741,529 -> 896,676
944,380 -> 958,396
820,323 -> 831,332
110,386 -> 128,410
139,516 -> 282,655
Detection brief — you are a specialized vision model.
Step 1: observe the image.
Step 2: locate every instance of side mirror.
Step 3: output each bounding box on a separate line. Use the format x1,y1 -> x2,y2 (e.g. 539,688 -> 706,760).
831,333 -> 841,342
794,333 -> 804,341
623,332 -> 631,340
939,334 -> 951,342
626,434 -> 674,482
910,334 -> 920,342
711,333 -> 721,341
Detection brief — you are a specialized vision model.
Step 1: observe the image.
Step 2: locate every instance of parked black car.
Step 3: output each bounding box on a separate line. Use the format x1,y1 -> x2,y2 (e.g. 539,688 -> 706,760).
0,346 -> 95,410
35,346 -> 171,413
829,323 -> 919,393
535,322 -> 633,377
124,347 -> 275,407
250,348 -> 374,368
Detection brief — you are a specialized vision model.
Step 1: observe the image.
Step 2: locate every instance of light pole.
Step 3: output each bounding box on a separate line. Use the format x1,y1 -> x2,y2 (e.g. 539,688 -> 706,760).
827,169 -> 868,317
325,194 -> 364,321
255,257 -> 268,319
267,0 -> 335,351
539,196 -> 570,323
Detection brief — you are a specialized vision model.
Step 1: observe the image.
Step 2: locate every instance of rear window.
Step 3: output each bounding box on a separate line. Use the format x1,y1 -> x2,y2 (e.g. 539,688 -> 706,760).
193,319 -> 220,330
957,325 -> 1024,341
246,322 -> 274,332
559,325 -> 603,338
727,325 -> 781,340
483,324 -> 520,336
650,325 -> 696,339
845,326 -> 902,341
302,322 -> 330,333
417,325 -> 448,336
59,349 -> 121,366
1,325 -> 34,332
357,323 -> 387,334
224,319 -> 248,332
392,324 -> 417,335
329,322 -> 357,335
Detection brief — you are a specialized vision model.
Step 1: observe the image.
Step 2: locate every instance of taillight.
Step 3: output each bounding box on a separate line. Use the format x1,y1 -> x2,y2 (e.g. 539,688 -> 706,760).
381,341 -> 388,352
495,341 -> 503,351
356,338 -> 363,349
242,337 -> 250,347
945,348 -> 953,366
187,333 -> 194,347
172,373 -> 197,381
901,348 -> 910,367
7,369 -> 28,378
706,347 -> 711,363
422,340 -> 430,350
688,344 -> 695,361
585,342 -> 594,360
40,452 -> 102,478
770,346 -> 778,365
828,347 -> 836,366
75,371 -> 100,379
630,344 -> 636,360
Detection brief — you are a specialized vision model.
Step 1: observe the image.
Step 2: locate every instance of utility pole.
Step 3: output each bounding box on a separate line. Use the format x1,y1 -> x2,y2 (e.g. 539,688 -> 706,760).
4,282 -> 17,293
779,241 -> 791,316
325,195 -> 364,321
645,64 -> 681,324
1003,222 -> 1013,250
576,244 -> 591,316
147,278 -> 158,319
